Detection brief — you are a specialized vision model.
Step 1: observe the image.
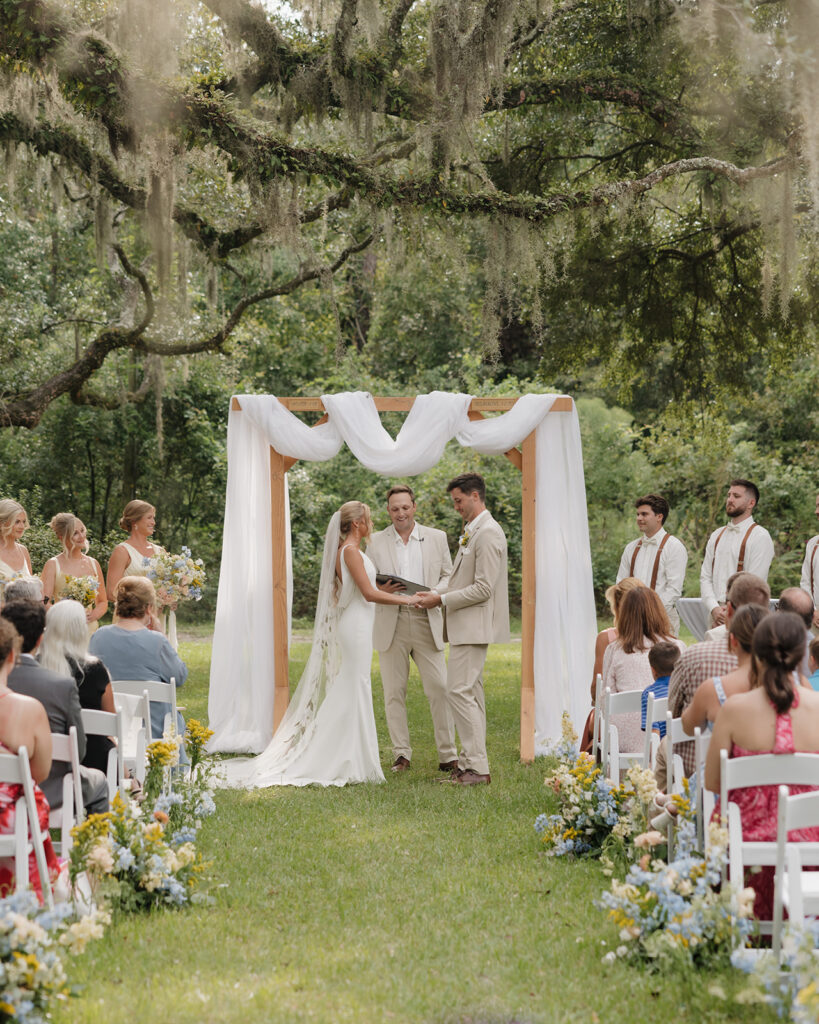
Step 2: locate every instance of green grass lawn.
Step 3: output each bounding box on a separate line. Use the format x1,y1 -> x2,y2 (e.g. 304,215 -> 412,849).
55,635 -> 776,1024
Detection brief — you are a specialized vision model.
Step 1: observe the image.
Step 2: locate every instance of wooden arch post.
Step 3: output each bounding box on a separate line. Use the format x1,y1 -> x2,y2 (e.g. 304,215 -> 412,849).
230,395 -> 573,763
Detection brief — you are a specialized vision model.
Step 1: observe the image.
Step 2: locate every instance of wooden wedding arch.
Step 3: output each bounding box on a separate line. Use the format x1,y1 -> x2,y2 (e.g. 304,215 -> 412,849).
230,394 -> 574,763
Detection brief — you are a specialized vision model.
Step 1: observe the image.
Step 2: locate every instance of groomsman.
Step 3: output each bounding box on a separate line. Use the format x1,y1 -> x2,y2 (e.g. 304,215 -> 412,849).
416,473 -> 510,786
369,486 -> 456,773
799,491 -> 819,629
616,494 -> 687,635
700,478 -> 774,627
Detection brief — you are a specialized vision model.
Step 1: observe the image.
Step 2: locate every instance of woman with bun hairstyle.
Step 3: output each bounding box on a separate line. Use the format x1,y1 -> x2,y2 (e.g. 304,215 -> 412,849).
0,500 -> 40,601
41,513 -> 107,632
705,612 -> 819,918
105,500 -> 165,599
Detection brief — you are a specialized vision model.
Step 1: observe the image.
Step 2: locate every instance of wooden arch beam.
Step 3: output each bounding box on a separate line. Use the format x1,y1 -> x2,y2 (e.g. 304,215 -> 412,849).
230,394 -> 574,762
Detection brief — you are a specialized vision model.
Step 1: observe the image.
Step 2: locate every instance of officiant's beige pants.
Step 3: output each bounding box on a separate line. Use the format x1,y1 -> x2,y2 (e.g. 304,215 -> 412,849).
379,606 -> 455,762
447,642 -> 489,775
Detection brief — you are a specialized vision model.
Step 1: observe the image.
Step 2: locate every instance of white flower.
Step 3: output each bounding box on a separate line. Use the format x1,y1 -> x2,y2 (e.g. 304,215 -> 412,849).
87,839 -> 114,874
602,950 -> 617,963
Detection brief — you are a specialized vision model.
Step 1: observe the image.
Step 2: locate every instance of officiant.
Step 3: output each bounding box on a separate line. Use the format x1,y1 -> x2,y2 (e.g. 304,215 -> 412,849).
369,485 -> 457,773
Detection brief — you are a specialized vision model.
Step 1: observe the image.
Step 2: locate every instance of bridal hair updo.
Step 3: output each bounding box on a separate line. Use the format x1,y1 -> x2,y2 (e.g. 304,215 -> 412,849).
0,500 -> 28,542
752,612 -> 805,714
338,501 -> 371,541
115,576 -> 156,620
120,500 -> 155,533
50,512 -> 88,555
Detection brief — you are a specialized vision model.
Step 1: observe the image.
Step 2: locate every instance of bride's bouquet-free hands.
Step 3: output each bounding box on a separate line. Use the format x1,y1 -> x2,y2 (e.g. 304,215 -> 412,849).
145,546 -> 206,610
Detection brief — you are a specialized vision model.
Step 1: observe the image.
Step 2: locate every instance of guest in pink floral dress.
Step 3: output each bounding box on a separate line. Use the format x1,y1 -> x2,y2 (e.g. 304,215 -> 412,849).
0,616 -> 57,902
602,588 -> 686,757
706,612 -> 819,919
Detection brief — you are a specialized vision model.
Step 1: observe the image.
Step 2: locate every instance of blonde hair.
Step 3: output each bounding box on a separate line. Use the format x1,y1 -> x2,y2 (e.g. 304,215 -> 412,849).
120,500 -> 155,533
0,500 -> 28,543
604,576 -> 646,626
50,512 -> 88,555
115,576 -> 156,619
338,501 -> 370,541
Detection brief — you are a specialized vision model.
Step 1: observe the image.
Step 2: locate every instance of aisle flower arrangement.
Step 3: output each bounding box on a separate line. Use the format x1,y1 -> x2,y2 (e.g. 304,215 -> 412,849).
732,922 -> 819,1022
69,720 -> 216,913
145,547 -> 206,609
0,892 -> 108,1022
56,574 -> 99,608
597,820 -> 755,966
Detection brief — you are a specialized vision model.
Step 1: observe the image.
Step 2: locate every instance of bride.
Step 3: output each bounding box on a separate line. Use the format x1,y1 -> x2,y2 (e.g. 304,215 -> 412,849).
220,501 -> 420,788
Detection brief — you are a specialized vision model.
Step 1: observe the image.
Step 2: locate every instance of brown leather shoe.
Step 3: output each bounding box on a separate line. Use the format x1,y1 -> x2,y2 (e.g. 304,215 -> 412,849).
453,769 -> 490,786
438,760 -> 460,773
391,756 -> 411,773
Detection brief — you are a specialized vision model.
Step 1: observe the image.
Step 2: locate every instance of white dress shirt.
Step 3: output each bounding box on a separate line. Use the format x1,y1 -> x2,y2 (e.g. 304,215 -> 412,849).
616,528 -> 688,630
800,533 -> 819,608
392,523 -> 425,585
700,516 -> 775,614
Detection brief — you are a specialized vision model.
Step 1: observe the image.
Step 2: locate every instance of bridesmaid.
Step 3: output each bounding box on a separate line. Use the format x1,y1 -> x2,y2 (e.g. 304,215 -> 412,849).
41,513 -> 108,633
0,499 -> 41,600
106,500 -> 165,597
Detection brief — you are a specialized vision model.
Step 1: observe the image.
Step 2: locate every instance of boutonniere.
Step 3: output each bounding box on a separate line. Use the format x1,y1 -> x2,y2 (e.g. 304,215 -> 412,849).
458,529 -> 470,548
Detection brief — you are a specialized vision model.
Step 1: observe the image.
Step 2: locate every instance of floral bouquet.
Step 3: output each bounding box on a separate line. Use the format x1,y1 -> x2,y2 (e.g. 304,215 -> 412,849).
57,574 -> 98,609
69,792 -> 208,912
597,819 -> 755,966
0,891 -> 108,1022
535,750 -> 625,857
732,921 -> 819,1021
145,546 -> 206,610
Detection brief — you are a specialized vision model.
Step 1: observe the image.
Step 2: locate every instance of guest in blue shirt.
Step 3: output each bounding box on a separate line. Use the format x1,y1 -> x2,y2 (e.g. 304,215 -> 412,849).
809,636 -> 819,692
641,641 -> 682,740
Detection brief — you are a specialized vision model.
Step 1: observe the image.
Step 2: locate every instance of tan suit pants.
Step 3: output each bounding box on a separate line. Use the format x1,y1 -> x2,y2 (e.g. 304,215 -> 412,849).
379,607 -> 455,762
447,642 -> 489,775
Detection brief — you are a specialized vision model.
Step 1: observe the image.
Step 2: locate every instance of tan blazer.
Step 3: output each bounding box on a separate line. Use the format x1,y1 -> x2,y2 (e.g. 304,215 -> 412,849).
441,513 -> 510,646
368,524 -> 452,651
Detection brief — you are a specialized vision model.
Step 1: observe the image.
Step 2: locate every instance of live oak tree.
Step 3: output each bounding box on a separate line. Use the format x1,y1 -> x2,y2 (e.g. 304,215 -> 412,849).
0,0 -> 818,428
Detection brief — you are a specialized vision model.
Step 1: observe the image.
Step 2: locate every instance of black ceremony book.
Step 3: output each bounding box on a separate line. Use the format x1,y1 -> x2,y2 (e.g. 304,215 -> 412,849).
375,573 -> 426,595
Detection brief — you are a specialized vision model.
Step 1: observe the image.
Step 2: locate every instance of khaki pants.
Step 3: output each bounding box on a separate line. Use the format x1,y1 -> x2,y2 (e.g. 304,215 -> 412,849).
447,642 -> 490,775
379,607 -> 455,762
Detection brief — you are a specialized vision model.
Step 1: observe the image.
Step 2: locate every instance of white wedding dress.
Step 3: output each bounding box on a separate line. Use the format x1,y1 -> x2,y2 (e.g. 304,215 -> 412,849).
218,516 -> 385,788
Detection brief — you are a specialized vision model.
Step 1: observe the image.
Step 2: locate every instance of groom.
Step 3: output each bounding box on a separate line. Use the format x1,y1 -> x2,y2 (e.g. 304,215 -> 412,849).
416,472 -> 510,786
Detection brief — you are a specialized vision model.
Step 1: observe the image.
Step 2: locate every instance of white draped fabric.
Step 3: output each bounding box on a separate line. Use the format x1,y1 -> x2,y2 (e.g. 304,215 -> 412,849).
208,391 -> 597,755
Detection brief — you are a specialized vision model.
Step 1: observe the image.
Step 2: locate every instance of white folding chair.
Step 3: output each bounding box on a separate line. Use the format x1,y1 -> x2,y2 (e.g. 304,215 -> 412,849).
111,678 -> 179,742
0,746 -> 55,909
111,689 -> 150,784
663,711 -> 688,858
694,726 -> 713,854
601,688 -> 644,780
591,674 -> 604,764
48,726 -> 84,855
642,692 -> 668,769
721,750 -> 819,937
80,708 -> 125,801
773,786 -> 819,957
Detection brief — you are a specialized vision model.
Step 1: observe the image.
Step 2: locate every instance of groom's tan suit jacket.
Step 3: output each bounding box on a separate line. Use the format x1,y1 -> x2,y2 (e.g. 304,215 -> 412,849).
369,524 -> 452,650
440,513 -> 510,645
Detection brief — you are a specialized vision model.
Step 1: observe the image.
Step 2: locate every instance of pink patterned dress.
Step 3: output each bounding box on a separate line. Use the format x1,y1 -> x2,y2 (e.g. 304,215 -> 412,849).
723,689 -> 819,919
0,743 -> 59,903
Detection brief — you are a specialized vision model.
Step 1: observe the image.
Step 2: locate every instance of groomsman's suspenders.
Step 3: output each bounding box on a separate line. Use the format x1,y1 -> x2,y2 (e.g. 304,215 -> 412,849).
810,538 -> 819,598
711,523 -> 758,599
629,532 -> 671,590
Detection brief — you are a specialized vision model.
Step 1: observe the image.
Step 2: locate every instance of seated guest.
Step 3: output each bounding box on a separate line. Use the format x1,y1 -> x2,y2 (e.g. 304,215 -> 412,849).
778,586 -> 814,676
89,578 -> 187,743
0,616 -> 58,901
705,612 -> 819,919
640,641 -> 682,742
39,601 -> 115,775
2,578 -> 44,605
591,577 -> 646,701
808,636 -> 819,692
0,601 -> 108,816
682,604 -> 771,737
602,588 -> 685,759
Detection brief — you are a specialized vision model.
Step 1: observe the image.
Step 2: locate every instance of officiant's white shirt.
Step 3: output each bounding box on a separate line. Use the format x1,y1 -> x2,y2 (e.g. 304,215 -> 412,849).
391,523 -> 425,583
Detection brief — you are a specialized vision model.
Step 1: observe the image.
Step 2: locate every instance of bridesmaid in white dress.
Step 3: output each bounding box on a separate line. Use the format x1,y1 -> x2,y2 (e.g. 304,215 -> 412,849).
0,500 -> 41,601
106,500 -> 165,597
220,501 -> 420,788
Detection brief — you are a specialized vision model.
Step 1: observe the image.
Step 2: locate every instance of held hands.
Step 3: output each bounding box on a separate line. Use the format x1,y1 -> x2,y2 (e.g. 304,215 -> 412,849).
413,590 -> 441,609
710,604 -> 728,627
